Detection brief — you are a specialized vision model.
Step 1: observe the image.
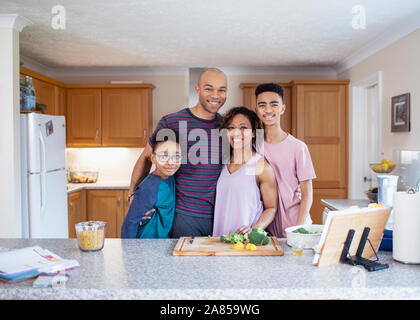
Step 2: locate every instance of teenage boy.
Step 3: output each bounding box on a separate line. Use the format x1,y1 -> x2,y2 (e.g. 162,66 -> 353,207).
127,68 -> 227,237
254,83 -> 316,238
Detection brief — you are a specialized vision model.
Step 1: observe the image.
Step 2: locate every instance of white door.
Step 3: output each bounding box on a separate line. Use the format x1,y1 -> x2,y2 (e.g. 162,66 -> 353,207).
28,169 -> 68,238
364,84 -> 381,189
350,72 -> 382,199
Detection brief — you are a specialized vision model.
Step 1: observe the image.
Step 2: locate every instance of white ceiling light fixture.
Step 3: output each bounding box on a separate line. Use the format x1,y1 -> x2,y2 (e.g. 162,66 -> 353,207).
110,80 -> 144,84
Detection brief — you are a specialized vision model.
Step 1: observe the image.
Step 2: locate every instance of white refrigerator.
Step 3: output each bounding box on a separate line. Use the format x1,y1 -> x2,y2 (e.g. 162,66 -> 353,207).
20,113 -> 68,238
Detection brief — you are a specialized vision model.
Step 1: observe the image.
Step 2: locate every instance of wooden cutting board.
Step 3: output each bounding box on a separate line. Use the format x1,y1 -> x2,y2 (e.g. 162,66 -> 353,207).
172,236 -> 284,256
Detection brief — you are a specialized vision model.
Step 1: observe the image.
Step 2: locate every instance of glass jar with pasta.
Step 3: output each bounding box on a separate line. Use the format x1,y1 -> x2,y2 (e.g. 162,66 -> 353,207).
75,221 -> 106,252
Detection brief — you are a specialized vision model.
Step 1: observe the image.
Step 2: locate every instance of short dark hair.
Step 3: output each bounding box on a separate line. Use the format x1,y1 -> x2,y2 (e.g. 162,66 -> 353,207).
255,83 -> 284,100
150,129 -> 179,152
219,106 -> 261,134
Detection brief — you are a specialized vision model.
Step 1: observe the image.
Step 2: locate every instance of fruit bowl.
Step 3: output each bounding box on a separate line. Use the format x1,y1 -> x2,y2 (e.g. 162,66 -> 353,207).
370,162 -> 395,174
365,191 -> 378,203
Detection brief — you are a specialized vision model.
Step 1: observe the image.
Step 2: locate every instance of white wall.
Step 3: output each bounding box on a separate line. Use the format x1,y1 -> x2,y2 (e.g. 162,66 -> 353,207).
66,148 -> 145,183
338,28 -> 420,159
0,27 -> 22,238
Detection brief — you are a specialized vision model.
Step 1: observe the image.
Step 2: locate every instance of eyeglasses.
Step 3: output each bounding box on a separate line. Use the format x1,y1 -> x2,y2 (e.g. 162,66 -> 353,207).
153,153 -> 182,163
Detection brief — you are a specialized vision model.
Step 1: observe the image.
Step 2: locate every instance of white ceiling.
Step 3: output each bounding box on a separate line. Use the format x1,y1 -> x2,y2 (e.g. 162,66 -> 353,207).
1,0 -> 420,72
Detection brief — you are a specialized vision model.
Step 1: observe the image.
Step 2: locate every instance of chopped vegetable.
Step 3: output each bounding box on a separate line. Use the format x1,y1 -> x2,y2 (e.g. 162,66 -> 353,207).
292,227 -> 320,235
245,243 -> 257,251
248,228 -> 270,245
232,242 -> 245,250
220,235 -> 231,243
229,232 -> 246,244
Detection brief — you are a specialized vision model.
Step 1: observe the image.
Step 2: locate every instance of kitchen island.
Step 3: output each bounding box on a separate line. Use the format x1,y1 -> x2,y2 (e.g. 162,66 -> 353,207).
1,238 -> 419,300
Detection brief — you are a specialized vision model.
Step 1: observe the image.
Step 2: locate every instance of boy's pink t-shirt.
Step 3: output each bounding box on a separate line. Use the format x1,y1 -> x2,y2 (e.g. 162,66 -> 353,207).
261,134 -> 316,238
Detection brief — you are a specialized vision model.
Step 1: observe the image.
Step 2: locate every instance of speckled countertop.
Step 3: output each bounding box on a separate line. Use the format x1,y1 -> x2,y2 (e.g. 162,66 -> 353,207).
0,239 -> 419,300
321,199 -> 371,211
67,181 -> 130,194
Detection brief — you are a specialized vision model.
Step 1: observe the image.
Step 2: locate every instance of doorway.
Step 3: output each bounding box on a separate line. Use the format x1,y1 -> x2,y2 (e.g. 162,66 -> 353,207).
349,72 -> 382,199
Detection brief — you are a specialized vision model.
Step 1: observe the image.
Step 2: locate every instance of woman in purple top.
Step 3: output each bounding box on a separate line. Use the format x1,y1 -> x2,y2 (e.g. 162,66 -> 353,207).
213,107 -> 278,236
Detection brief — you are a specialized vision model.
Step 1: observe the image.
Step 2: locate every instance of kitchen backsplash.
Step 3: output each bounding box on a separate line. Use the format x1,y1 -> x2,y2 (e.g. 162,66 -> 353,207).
392,149 -> 420,191
66,148 -> 146,183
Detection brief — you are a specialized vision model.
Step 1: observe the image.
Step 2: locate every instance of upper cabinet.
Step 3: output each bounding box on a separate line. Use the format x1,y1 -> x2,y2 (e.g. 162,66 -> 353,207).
20,67 -> 155,148
32,78 -> 56,115
66,89 -> 102,147
20,67 -> 67,116
54,86 -> 66,116
102,88 -> 152,147
66,86 -> 154,148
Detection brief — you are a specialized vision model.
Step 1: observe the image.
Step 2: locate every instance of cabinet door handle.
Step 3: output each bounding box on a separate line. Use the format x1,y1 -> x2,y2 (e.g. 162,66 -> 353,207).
117,197 -> 121,208
143,129 -> 146,137
96,128 -> 99,137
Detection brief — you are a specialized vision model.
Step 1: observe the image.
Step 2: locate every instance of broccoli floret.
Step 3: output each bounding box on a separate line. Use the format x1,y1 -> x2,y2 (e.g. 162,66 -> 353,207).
293,227 -> 310,234
260,236 -> 270,245
248,228 -> 270,245
292,228 -> 320,234
220,235 -> 231,243
229,232 -> 246,244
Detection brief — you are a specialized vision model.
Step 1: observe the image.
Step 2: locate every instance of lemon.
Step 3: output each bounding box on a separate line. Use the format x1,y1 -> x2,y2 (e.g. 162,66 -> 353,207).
232,242 -> 245,250
373,165 -> 381,172
245,243 -> 257,251
381,164 -> 390,172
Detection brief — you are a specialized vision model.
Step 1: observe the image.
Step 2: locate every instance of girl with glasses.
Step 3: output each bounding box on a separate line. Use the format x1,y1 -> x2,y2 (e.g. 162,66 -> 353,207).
121,136 -> 181,238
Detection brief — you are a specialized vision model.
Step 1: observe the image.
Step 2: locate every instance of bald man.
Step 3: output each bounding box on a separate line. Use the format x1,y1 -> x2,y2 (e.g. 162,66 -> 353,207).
127,68 -> 228,237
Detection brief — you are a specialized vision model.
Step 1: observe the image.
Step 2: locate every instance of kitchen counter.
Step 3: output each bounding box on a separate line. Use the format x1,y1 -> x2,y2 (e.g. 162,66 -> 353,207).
1,238 -> 419,300
321,199 -> 371,211
67,181 -> 130,194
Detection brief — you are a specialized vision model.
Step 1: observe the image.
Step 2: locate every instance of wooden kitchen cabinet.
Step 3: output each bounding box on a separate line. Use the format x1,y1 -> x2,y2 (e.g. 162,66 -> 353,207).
20,67 -> 155,148
67,191 -> 87,238
123,190 -> 131,218
102,88 -> 153,147
20,68 -> 67,116
87,190 -> 125,238
32,78 -> 56,115
311,188 -> 347,224
66,89 -> 102,147
293,81 -> 349,223
54,86 -> 66,116
66,86 -> 154,147
292,81 -> 348,189
240,83 -> 292,134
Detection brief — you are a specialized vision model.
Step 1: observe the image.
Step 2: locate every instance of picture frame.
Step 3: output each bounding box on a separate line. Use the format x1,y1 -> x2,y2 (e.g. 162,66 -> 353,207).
391,93 -> 410,132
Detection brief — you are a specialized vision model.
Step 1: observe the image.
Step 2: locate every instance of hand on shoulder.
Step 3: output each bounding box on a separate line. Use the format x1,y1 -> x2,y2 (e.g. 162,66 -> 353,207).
256,156 -> 275,182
